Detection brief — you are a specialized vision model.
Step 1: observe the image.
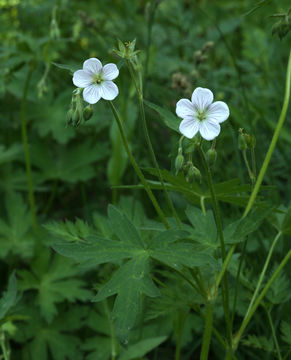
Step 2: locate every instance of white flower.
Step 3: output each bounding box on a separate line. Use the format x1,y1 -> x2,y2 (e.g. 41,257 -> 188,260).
176,87 -> 230,141
72,58 -> 119,104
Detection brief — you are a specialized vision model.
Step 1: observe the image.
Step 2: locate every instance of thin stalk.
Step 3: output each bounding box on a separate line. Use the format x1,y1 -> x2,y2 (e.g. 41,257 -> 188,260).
126,60 -> 182,228
243,49 -> 291,218
21,66 -> 37,230
251,147 -> 256,180
233,250 -> 291,350
265,308 -> 282,360
244,232 -> 281,321
231,237 -> 248,327
109,101 -> 169,228
0,332 -> 9,360
242,150 -> 254,184
200,301 -> 214,360
200,196 -> 206,215
198,146 -> 232,346
104,300 -> 118,360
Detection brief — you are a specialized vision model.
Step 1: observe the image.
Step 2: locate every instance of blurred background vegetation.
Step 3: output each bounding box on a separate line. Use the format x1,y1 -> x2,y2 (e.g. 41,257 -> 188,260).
0,0 -> 291,359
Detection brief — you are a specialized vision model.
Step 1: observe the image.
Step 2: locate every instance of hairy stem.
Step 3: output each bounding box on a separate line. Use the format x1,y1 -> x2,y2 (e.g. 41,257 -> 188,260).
126,60 -> 182,228
109,101 -> 169,228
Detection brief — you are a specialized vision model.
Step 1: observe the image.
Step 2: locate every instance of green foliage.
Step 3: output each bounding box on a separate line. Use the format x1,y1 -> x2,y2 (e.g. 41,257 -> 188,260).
18,250 -> 92,323
0,192 -> 34,259
0,272 -> 18,321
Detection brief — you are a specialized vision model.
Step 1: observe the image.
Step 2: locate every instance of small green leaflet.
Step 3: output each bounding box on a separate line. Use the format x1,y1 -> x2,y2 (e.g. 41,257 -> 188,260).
144,100 -> 180,133
0,272 -> 18,321
52,205 -> 217,342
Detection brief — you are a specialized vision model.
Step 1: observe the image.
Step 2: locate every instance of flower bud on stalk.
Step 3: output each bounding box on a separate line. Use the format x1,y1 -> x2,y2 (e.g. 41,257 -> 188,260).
238,129 -> 247,150
83,105 -> 93,121
186,164 -> 201,184
206,148 -> 217,166
66,108 -> 74,125
175,148 -> 184,175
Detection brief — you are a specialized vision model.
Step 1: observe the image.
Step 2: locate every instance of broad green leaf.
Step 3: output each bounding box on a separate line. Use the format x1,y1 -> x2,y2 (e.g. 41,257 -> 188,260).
51,62 -> 79,74
0,272 -> 18,320
108,205 -> 144,248
53,236 -> 136,267
150,229 -> 189,248
150,243 -> 218,271
18,250 -> 92,323
224,208 -> 271,244
93,254 -> 160,342
185,206 -> 218,248
144,100 -> 180,132
0,192 -> 34,259
119,336 -> 167,360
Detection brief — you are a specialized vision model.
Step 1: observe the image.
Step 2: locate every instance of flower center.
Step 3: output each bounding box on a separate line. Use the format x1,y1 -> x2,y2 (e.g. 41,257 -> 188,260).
92,73 -> 103,84
196,109 -> 207,122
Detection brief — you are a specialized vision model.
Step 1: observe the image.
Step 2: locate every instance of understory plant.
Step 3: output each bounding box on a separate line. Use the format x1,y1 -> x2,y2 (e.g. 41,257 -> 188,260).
1,1 -> 291,360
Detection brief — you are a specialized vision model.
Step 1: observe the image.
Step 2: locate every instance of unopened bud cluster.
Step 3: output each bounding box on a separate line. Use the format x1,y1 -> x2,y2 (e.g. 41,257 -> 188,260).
238,128 -> 256,151
194,41 -> 214,66
272,7 -> 291,40
174,139 -> 202,184
67,89 -> 93,127
113,39 -> 140,60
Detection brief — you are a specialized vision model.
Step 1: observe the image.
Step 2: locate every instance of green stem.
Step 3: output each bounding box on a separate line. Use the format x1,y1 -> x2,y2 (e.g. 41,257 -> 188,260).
126,60 -> 182,228
231,237 -> 248,327
265,308 -> 282,360
198,146 -> 232,345
242,150 -> 254,184
200,301 -> 214,360
200,196 -> 206,215
175,312 -> 187,360
243,49 -> 291,218
251,147 -> 256,180
233,249 -> 291,350
0,332 -> 9,360
108,101 -> 169,228
244,232 -> 282,321
21,66 -> 37,230
103,300 -> 118,360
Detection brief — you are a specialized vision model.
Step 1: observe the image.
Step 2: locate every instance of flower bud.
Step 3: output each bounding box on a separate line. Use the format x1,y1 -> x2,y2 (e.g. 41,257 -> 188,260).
206,148 -> 217,166
66,108 -> 74,125
245,134 -> 256,149
175,150 -> 184,175
202,41 -> 214,53
238,129 -> 247,150
186,165 -> 201,183
83,105 -> 93,121
72,109 -> 80,127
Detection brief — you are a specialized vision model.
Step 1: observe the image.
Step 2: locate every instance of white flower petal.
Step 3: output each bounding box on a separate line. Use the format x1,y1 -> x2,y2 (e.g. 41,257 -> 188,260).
83,85 -> 102,104
102,63 -> 119,80
179,116 -> 200,139
83,58 -> 102,74
176,99 -> 195,118
191,87 -> 213,111
72,70 -> 93,88
207,101 -> 230,123
199,119 -> 220,140
99,81 -> 119,100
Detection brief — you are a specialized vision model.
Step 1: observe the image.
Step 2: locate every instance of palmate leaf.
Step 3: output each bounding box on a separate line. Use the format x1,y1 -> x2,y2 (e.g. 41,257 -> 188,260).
52,205 -> 217,342
281,321 -> 291,345
14,306 -> 85,360
185,206 -> 218,249
140,168 -> 253,207
144,100 -> 180,133
18,250 -> 92,323
224,207 -> 272,244
0,191 -> 34,259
